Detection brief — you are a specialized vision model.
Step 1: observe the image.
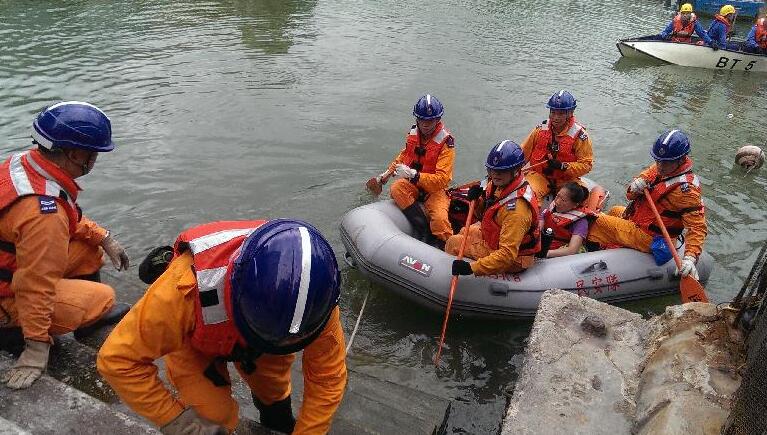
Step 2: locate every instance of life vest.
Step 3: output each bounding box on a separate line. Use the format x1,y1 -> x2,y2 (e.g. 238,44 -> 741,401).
671,13 -> 698,42
402,122 -> 453,174
623,160 -> 702,237
529,117 -> 587,184
481,177 -> 541,255
0,150 -> 82,297
713,14 -> 732,36
542,202 -> 596,249
755,18 -> 767,49
173,220 -> 267,358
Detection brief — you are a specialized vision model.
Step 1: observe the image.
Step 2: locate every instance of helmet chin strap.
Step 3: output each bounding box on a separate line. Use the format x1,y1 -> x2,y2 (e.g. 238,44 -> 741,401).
63,151 -> 91,176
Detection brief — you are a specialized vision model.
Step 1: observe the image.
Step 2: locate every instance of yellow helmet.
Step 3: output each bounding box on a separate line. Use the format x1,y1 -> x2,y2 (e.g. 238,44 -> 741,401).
720,4 -> 736,16
679,3 -> 693,13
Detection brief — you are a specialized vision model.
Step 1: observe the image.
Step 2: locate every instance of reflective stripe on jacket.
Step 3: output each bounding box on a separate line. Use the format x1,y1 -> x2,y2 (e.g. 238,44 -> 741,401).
529,118 -> 586,184
542,202 -> 595,249
173,220 -> 267,357
481,179 -> 540,254
0,150 -> 82,296
401,122 -> 452,174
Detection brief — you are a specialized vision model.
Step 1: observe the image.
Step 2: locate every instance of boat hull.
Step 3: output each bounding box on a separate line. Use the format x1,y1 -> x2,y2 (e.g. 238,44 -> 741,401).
617,38 -> 767,72
340,200 -> 714,319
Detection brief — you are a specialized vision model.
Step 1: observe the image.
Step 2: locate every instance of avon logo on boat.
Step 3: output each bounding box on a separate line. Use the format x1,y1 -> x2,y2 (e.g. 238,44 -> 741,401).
399,254 -> 432,277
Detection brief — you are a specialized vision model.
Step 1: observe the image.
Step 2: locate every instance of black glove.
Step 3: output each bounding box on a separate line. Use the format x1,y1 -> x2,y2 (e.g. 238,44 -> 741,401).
710,41 -> 719,51
452,259 -> 473,276
546,159 -> 566,171
466,185 -> 484,201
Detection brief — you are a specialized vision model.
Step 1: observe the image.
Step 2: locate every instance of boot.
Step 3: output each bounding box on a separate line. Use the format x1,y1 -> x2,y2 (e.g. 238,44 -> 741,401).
72,271 -> 101,283
74,302 -> 131,340
401,203 -> 429,239
424,233 -> 446,250
253,395 -> 296,434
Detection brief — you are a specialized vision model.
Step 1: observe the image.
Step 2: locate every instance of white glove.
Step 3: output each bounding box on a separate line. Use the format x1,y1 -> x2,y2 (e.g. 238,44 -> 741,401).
678,255 -> 699,280
102,233 -> 129,271
628,177 -> 649,194
1,339 -> 50,389
394,163 -> 417,180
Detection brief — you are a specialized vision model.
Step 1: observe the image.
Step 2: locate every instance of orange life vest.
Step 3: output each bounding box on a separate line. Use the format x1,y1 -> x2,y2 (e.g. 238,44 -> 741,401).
0,150 -> 82,297
671,13 -> 698,42
714,14 -> 732,35
173,220 -> 267,358
481,177 -> 541,254
529,117 -> 587,184
542,202 -> 595,249
623,160 -> 702,237
401,122 -> 453,174
755,18 -> 767,49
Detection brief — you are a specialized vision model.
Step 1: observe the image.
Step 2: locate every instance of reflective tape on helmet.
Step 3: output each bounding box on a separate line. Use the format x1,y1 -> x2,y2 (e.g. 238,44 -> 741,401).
662,129 -> 679,145
289,226 -> 313,334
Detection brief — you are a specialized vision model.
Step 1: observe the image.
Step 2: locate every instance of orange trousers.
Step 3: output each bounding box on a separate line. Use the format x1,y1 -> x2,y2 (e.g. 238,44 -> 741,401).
0,239 -> 113,340
445,223 -> 532,272
165,350 -> 295,431
390,179 -> 452,241
526,172 -> 584,203
587,206 -> 653,253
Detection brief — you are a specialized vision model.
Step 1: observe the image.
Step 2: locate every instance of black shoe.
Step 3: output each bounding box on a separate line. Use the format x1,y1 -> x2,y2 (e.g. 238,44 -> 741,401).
401,203 -> 429,239
423,233 -> 446,250
253,395 -> 296,434
138,246 -> 174,284
72,271 -> 101,283
74,302 -> 131,339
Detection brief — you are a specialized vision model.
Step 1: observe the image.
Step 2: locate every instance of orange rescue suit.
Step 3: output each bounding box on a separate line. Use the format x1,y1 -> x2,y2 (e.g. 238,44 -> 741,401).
671,13 -> 698,42
97,225 -> 347,434
622,158 -> 706,258
481,180 -> 540,254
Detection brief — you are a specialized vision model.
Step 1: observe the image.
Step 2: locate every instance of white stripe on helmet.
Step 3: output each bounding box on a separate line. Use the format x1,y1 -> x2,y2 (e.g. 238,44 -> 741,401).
662,129 -> 679,145
426,94 -> 431,106
289,226 -> 313,334
46,101 -> 111,121
558,90 -> 564,97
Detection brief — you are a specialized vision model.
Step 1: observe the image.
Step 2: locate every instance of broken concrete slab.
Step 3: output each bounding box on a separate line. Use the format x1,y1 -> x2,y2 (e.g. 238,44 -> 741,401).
0,416 -> 30,435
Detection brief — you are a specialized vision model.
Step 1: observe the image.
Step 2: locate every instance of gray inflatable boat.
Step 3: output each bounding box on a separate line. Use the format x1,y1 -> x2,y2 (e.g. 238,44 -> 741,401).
340,200 -> 714,318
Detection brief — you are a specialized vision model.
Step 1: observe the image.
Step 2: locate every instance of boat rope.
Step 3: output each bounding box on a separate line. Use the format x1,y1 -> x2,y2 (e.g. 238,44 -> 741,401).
345,289 -> 370,354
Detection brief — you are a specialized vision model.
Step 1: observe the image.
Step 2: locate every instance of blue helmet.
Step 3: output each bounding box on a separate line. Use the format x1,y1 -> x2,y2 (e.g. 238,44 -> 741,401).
32,101 -> 115,152
413,94 -> 444,120
546,90 -> 577,111
485,140 -> 525,171
230,219 -> 340,354
651,129 -> 691,161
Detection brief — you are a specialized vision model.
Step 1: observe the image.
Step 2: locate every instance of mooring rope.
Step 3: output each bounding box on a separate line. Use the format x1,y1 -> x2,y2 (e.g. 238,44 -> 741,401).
345,290 -> 370,354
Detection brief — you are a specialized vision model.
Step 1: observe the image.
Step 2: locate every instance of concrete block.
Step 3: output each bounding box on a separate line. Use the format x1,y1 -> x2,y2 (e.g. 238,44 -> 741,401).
0,416 -> 30,435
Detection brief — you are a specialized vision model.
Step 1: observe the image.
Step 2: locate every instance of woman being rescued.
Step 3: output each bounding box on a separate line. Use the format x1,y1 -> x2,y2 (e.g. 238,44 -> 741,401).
540,182 -> 595,258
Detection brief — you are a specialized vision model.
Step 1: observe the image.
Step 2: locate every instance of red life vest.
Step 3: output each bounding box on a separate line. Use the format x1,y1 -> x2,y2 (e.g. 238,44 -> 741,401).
671,13 -> 698,42
624,160 -> 702,237
755,18 -> 767,49
542,202 -> 595,249
173,220 -> 267,357
481,177 -> 541,254
0,150 -> 82,297
401,122 -> 453,174
529,117 -> 587,184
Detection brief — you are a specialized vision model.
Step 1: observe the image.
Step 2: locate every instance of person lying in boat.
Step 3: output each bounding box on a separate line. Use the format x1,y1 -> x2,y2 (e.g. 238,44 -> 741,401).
446,140 -> 541,276
745,17 -> 767,54
586,130 -> 706,280
519,90 -> 594,203
703,5 -> 737,51
658,3 -> 713,46
539,182 -> 595,258
367,94 -> 455,250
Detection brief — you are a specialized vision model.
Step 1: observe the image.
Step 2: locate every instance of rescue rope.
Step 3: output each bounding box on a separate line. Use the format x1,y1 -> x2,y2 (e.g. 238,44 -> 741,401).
345,289 -> 370,354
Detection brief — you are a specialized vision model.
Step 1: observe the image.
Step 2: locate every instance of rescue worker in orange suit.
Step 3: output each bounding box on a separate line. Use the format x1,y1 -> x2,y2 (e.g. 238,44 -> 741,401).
659,3 -> 712,44
446,140 -> 541,276
745,17 -> 767,54
519,90 -> 594,202
367,94 -> 455,249
587,130 -> 706,279
97,219 -> 347,435
0,102 -> 130,390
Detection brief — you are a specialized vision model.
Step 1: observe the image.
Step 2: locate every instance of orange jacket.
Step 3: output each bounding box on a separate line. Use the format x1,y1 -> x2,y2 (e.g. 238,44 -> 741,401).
96,251 -> 347,434
520,117 -> 593,185
624,159 -> 707,259
480,179 -> 540,254
388,123 -> 455,194
671,13 -> 698,42
0,150 -> 87,297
